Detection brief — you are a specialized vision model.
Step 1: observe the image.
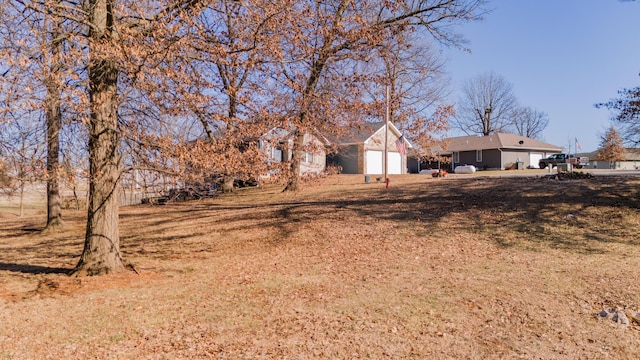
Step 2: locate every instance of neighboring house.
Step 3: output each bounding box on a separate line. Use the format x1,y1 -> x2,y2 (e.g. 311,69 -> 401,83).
260,127 -> 327,175
445,133 -> 563,170
327,121 -> 412,175
580,149 -> 640,170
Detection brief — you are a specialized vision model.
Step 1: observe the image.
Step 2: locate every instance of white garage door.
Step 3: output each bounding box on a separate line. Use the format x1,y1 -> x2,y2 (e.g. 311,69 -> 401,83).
365,150 -> 403,174
365,150 -> 383,174
529,153 -> 543,168
388,152 -> 402,174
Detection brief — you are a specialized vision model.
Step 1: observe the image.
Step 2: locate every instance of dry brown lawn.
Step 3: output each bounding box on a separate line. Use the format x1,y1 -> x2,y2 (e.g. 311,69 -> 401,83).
1,173 -> 640,359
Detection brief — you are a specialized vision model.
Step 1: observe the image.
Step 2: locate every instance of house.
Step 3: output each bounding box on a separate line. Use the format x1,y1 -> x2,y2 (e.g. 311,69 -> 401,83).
580,149 -> 640,170
259,127 -> 327,175
327,121 -> 412,175
445,133 -> 563,170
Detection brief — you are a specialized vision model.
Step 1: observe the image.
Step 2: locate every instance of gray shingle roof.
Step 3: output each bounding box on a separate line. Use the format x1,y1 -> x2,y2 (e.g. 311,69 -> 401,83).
446,133 -> 563,152
331,122 -> 385,144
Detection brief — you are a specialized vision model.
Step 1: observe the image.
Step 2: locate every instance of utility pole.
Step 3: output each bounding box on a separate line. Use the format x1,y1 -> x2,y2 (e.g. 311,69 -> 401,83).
384,86 -> 389,183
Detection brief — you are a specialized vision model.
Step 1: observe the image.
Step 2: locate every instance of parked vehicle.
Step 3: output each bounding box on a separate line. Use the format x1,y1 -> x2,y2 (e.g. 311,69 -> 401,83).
538,154 -> 589,169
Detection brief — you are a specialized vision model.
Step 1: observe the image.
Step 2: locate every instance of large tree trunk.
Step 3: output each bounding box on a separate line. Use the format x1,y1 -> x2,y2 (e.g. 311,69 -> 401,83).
44,14 -> 64,230
283,53 -> 326,192
284,130 -> 304,191
45,103 -> 63,229
72,0 -> 124,276
73,57 -> 123,276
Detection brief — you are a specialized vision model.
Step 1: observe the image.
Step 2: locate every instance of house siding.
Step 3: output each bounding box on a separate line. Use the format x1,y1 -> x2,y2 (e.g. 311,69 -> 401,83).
408,157 -> 420,173
365,128 -> 386,151
357,144 -> 365,173
590,160 -> 640,170
456,149 -> 569,170
328,145 -> 359,174
502,150 -> 534,169
456,149 -> 502,169
484,150 -> 503,169
261,129 -> 327,176
299,133 -> 326,175
456,151 -> 476,167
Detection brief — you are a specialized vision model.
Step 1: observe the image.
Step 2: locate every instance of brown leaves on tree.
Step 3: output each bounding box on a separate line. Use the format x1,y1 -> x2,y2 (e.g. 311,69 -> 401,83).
596,126 -> 626,162
0,0 -> 487,275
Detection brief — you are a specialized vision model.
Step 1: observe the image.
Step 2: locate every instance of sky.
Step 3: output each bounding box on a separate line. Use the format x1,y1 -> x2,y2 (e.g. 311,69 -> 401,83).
444,0 -> 640,152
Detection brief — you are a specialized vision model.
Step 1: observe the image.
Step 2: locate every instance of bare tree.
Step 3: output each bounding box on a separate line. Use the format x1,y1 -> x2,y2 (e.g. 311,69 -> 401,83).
509,106 -> 549,139
596,78 -> 640,146
0,3 -> 64,227
364,32 -> 453,160
596,126 -> 625,165
43,2 -> 65,230
0,118 -> 45,217
454,71 -> 517,136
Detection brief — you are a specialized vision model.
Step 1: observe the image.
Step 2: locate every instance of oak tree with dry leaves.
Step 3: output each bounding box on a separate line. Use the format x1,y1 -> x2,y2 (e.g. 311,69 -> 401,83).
0,0 -> 486,276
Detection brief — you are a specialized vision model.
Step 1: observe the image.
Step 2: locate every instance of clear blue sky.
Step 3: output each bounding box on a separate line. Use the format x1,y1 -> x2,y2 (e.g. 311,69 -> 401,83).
445,0 -> 640,152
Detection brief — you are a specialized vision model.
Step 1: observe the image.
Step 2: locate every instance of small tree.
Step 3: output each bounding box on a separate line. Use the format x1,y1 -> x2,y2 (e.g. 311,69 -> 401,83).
597,126 -> 625,167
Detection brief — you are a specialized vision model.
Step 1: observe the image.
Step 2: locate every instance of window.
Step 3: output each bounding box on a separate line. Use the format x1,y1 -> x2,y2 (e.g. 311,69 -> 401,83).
272,146 -> 283,162
476,150 -> 483,162
304,152 -> 314,163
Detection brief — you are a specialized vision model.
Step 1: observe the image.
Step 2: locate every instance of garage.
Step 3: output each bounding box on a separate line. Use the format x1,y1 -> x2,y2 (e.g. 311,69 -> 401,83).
365,150 -> 383,174
388,151 -> 402,174
529,153 -> 543,168
365,150 -> 402,174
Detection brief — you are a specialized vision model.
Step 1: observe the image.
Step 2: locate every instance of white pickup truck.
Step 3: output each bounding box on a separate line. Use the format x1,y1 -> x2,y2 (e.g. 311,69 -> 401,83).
538,154 -> 589,169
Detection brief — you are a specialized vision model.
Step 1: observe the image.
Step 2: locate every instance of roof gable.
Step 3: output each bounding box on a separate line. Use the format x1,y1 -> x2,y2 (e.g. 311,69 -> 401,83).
364,122 -> 403,144
333,121 -> 409,147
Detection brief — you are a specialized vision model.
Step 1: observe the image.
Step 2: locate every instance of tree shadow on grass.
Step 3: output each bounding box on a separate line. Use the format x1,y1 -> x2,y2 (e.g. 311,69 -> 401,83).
2,176 -> 638,276
0,262 -> 71,275
170,176 -> 640,254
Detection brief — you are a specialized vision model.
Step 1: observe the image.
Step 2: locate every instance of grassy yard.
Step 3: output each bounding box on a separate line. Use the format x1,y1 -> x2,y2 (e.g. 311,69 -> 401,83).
1,173 -> 639,359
